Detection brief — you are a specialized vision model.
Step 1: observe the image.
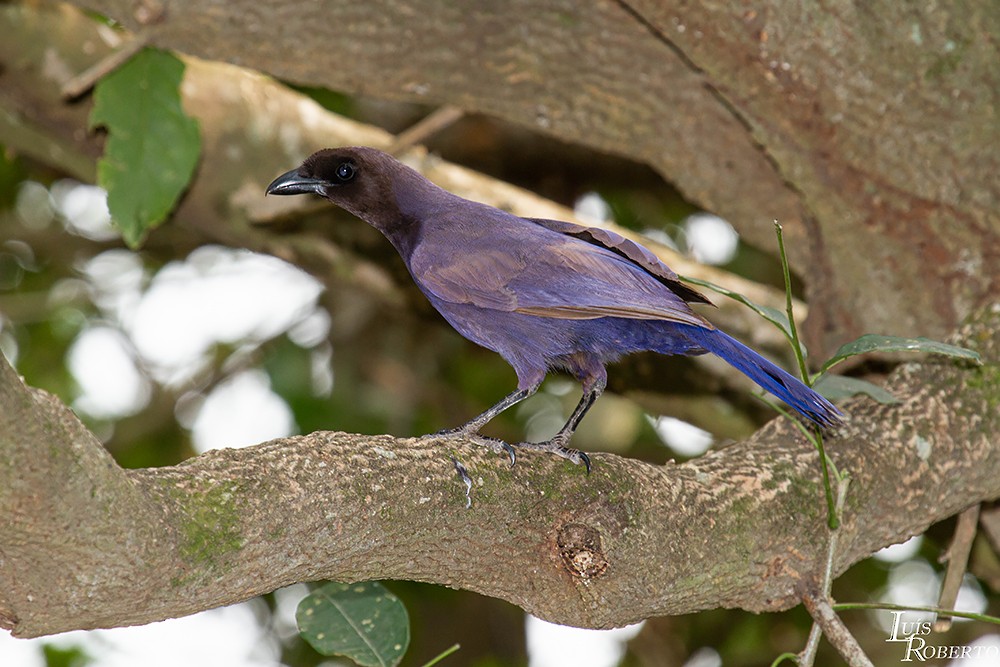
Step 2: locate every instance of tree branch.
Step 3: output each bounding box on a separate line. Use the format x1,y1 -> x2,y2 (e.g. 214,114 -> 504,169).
2,304 -> 997,638
802,591 -> 874,667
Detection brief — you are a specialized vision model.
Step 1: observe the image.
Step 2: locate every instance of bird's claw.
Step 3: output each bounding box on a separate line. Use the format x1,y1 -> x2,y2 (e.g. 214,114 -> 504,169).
485,437 -> 517,467
501,441 -> 517,466
512,439 -> 591,474
426,429 -> 516,466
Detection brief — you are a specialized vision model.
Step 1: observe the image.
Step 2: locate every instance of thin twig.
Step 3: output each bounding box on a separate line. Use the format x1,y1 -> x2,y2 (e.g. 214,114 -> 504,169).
978,504 -> 1000,555
770,652 -> 799,667
388,105 -> 465,155
420,643 -> 461,667
824,477 -> 852,594
799,622 -> 823,667
799,475 -> 851,666
773,220 -> 838,529
61,34 -> 150,100
773,221 -> 809,382
815,432 -> 838,529
833,603 -> 1000,626
802,592 -> 874,667
933,504 -> 981,632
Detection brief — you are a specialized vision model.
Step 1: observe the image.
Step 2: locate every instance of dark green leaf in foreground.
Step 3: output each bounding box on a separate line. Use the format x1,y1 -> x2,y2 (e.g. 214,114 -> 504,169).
819,334 -> 981,375
89,48 -> 201,248
812,374 -> 900,404
297,581 -> 410,667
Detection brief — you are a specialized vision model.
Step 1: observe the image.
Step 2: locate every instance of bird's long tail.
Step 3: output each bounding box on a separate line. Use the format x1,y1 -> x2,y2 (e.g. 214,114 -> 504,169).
689,327 -> 843,428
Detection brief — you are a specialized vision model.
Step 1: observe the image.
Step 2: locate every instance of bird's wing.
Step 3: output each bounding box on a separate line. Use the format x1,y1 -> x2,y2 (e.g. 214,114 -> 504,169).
508,237 -> 712,327
410,244 -> 524,311
524,217 -> 713,305
409,216 -> 712,328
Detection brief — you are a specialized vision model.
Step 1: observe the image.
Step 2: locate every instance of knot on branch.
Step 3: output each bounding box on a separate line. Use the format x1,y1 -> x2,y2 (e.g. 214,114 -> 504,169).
557,522 -> 608,579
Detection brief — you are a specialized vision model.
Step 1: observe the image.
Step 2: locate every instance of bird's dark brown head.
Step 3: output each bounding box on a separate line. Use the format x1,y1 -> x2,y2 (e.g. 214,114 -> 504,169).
266,147 -> 405,225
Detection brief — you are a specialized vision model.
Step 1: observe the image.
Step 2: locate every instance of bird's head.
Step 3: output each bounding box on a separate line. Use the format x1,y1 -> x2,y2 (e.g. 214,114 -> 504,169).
266,147 -> 401,224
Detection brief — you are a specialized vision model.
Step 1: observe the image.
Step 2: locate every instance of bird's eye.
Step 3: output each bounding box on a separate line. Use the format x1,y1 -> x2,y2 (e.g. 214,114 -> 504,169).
336,162 -> 356,183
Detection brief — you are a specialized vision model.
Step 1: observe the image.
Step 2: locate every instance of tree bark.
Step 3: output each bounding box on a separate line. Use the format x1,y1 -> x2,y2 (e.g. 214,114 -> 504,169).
68,0 -> 1000,354
2,303 -> 997,638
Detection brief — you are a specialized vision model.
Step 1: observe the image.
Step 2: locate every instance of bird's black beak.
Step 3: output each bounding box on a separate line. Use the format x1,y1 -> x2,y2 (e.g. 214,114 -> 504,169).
265,169 -> 328,197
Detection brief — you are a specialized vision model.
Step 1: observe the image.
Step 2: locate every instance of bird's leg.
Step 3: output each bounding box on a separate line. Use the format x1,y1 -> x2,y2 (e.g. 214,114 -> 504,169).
515,376 -> 606,473
428,385 -> 538,465
441,386 -> 536,435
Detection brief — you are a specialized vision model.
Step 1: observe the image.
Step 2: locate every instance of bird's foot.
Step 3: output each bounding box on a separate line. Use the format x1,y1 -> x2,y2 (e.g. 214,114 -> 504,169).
512,438 -> 591,474
423,428 -> 517,466
422,428 -> 590,472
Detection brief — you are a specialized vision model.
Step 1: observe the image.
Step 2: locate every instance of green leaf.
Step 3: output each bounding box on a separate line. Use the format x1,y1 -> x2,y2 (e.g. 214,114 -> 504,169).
89,48 -> 201,248
680,275 -> 793,339
820,334 -> 981,375
41,644 -> 93,667
297,581 -> 410,667
813,374 -> 900,404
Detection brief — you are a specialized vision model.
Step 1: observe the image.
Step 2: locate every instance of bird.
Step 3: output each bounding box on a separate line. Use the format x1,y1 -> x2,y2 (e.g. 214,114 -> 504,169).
266,147 -> 842,470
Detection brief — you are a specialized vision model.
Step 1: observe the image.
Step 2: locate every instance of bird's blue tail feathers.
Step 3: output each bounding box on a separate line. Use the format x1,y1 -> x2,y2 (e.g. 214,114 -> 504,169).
691,328 -> 842,428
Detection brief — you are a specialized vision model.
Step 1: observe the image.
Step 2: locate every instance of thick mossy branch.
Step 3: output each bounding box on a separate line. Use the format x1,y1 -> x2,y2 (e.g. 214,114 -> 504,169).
1,305 -> 998,638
